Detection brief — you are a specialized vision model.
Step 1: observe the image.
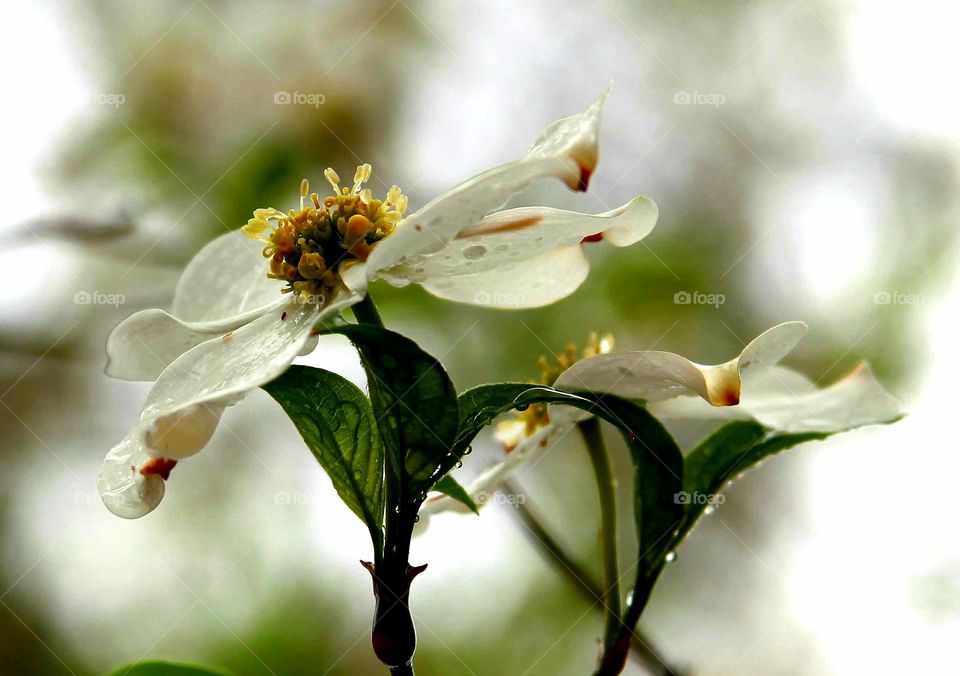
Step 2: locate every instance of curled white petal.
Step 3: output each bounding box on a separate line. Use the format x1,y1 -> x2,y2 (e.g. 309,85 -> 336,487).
96,432 -> 166,519
105,301 -> 286,381
98,302 -> 319,518
556,322 -> 809,406
367,86 -> 611,275
383,195 -> 657,292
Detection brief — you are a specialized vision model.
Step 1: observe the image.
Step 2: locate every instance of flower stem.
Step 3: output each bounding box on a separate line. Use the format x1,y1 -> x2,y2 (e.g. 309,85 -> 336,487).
504,479 -> 681,676
352,293 -> 421,674
577,416 -> 622,648
353,294 -> 385,327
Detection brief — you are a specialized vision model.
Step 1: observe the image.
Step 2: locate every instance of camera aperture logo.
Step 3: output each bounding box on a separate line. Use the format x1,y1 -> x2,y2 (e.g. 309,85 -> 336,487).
674,290 -> 725,308
74,290 -> 125,308
473,291 -> 526,308
673,90 -> 726,108
673,490 -> 725,506
274,91 -> 326,108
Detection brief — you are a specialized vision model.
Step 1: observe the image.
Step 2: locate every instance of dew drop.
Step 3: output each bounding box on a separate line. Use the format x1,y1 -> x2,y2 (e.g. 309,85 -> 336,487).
414,515 -> 421,523
464,445 -> 473,456
456,461 -> 463,468
463,244 -> 487,260
665,551 -> 677,563
704,505 -> 715,515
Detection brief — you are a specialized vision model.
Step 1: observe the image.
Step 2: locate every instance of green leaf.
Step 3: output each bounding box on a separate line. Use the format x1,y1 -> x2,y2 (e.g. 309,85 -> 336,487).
108,661 -> 230,676
321,324 -> 459,489
433,475 -> 479,514
454,383 -> 535,453
675,421 -> 829,550
263,365 -> 383,546
454,384 -> 684,632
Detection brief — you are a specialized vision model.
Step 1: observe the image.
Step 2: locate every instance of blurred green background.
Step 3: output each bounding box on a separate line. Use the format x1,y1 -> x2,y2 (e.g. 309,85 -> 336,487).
1,0 -> 957,674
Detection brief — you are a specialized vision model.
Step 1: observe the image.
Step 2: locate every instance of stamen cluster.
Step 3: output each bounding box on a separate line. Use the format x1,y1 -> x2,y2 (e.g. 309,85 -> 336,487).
242,164 -> 408,301
496,333 -> 615,451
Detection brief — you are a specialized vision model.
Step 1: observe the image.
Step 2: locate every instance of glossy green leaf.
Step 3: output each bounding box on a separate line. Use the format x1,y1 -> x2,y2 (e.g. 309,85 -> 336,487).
433,474 -> 479,514
322,324 -> 459,488
454,382 -> 535,454
264,365 -> 383,546
456,383 -> 684,594
675,421 -> 829,549
456,383 -> 684,660
108,661 -> 230,676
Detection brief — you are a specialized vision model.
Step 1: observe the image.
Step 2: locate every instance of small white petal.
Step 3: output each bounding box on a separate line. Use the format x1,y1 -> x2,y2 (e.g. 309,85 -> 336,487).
172,230 -> 282,322
367,87 -> 611,275
556,322 -> 809,406
379,195 -> 657,289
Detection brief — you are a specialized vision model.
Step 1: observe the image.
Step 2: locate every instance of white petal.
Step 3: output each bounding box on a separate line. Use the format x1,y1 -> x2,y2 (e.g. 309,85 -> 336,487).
172,230 -> 283,322
742,361 -> 903,433
104,302 -> 284,382
420,246 -> 589,308
139,302 -> 319,457
380,195 -> 657,288
96,431 -> 166,519
97,302 -> 319,518
556,322 -> 809,406
648,365 -> 814,422
366,87 -> 611,275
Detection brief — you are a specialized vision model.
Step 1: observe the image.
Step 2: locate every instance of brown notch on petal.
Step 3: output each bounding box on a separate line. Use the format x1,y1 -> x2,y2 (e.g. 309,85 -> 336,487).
581,232 -> 604,244
576,162 -> 593,192
140,457 -> 177,481
716,388 -> 741,406
456,215 -> 543,239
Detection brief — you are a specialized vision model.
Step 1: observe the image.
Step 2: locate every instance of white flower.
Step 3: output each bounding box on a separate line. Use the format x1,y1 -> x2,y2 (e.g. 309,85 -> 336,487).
421,322 -> 903,516
99,86 -> 659,518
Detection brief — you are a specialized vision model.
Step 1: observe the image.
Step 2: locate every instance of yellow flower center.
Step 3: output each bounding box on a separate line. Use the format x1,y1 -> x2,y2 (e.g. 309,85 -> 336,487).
242,164 -> 408,301
495,332 -> 615,451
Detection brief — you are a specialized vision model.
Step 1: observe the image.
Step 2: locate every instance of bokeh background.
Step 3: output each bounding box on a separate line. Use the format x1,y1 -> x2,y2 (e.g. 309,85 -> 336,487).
1,1 -> 958,674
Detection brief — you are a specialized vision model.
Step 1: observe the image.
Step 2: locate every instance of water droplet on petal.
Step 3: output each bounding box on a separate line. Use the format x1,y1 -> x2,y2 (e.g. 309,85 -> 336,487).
665,551 -> 677,563
463,245 -> 487,260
